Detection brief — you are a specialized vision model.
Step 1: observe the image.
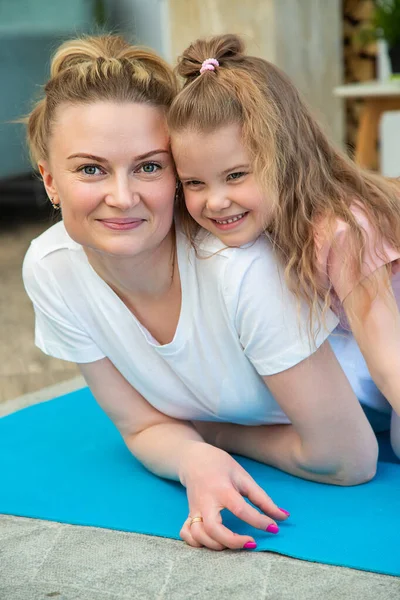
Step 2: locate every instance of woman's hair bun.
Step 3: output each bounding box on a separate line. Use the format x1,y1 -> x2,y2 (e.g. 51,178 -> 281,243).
50,35 -> 130,78
176,34 -> 245,80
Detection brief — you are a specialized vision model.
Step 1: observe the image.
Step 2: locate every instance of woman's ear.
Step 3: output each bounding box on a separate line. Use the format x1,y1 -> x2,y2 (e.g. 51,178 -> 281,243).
38,161 -> 60,207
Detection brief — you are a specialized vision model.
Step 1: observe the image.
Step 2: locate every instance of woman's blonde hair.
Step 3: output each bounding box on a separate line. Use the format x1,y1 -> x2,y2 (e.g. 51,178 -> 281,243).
27,34 -> 178,164
168,34 -> 400,330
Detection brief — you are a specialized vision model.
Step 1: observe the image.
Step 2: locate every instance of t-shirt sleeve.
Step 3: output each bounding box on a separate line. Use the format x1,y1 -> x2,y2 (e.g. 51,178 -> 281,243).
315,207 -> 400,302
223,240 -> 339,376
22,245 -> 105,363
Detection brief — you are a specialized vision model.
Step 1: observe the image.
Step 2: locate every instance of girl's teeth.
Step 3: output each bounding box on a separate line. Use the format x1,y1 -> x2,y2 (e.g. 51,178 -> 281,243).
215,213 -> 245,224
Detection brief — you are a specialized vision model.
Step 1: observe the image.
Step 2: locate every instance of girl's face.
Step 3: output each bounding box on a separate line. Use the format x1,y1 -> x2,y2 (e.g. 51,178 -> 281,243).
171,123 -> 273,247
39,101 -> 176,259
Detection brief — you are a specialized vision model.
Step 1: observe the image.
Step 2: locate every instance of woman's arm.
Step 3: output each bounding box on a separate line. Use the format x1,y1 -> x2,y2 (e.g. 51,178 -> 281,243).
79,357 -> 288,550
196,340 -> 378,486
343,264 -> 400,417
79,357 -> 204,480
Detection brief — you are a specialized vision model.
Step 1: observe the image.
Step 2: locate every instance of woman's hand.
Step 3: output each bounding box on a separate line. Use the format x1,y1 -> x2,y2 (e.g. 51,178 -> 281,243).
179,441 -> 289,551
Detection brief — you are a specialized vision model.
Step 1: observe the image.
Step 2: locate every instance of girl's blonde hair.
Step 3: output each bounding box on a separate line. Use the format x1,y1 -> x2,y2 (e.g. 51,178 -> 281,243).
27,34 -> 178,164
168,34 -> 400,330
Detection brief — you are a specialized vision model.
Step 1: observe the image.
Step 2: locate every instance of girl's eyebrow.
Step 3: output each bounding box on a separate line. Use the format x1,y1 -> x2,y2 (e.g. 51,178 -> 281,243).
67,150 -> 170,162
222,164 -> 250,175
178,163 -> 250,180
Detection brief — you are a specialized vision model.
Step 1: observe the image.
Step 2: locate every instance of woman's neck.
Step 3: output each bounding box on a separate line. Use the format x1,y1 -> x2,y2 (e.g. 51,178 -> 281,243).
84,230 -> 177,300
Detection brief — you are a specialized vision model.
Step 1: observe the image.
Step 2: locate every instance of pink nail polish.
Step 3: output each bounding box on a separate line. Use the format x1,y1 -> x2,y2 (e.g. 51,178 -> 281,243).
266,524 -> 279,534
279,508 -> 290,516
243,541 -> 257,549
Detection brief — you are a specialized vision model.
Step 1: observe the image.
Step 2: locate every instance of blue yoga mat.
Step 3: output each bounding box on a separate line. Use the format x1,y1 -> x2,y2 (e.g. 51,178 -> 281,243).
0,388 -> 399,576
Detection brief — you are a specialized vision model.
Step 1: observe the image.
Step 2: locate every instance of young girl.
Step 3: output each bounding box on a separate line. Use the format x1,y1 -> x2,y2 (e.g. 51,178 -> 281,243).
168,34 -> 400,457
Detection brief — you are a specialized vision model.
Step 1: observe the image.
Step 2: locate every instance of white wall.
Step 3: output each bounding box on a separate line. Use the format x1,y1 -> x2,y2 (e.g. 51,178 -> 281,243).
104,0 -> 344,146
104,0 -> 170,59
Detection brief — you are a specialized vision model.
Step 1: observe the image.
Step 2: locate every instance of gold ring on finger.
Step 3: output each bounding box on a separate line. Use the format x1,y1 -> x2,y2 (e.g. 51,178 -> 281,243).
189,516 -> 203,527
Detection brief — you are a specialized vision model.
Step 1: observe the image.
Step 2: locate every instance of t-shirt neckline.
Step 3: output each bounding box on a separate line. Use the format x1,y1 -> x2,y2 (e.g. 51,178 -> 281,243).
71,230 -> 189,352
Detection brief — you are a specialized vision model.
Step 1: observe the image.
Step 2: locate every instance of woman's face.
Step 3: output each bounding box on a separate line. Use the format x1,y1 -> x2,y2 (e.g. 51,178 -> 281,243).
39,101 -> 176,259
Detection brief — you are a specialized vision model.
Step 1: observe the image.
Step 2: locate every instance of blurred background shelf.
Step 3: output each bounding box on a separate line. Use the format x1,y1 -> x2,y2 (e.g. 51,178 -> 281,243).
334,80 -> 400,171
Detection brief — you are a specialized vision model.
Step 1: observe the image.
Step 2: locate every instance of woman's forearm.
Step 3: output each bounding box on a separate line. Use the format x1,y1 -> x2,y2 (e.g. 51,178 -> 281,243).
124,421 -> 205,482
197,421 -> 375,486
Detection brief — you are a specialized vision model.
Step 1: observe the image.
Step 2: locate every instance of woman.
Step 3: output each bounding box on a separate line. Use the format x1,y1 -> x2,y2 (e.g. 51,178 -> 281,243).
23,34 -> 377,552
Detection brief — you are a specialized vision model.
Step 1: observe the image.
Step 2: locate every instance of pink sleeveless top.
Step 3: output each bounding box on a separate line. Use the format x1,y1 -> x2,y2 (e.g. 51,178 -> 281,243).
314,204 -> 400,328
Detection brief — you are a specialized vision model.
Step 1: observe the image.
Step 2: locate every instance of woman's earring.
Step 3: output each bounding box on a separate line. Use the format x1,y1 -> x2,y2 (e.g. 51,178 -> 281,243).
50,197 -> 61,210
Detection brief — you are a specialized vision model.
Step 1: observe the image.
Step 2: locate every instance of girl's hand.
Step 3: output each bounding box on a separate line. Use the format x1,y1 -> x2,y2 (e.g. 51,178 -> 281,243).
179,442 -> 289,551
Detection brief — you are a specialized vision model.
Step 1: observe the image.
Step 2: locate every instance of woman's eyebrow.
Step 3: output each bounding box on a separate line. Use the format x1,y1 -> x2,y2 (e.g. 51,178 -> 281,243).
67,149 -> 170,162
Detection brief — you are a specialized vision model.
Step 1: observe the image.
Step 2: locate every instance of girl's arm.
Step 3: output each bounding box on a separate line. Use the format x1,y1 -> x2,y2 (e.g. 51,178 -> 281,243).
391,412 -> 400,458
342,264 -> 400,458
343,264 -> 400,417
196,340 -> 378,486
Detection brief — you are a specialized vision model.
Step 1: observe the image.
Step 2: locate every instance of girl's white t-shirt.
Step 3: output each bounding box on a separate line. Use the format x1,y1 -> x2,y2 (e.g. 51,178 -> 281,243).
23,222 -> 338,425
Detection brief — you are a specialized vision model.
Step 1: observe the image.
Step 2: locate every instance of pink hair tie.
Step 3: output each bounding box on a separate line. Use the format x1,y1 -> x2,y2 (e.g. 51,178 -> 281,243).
200,58 -> 219,74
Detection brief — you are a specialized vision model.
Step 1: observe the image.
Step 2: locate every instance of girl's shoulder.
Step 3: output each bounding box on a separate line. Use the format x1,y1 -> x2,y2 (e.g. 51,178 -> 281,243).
192,230 -> 286,299
314,203 -> 400,301
195,229 -> 277,264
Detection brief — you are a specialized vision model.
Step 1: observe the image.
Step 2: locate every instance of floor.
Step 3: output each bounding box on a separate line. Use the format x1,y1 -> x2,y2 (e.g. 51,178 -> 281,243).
2,514 -> 400,600
1,183 -> 399,599
0,187 -> 80,404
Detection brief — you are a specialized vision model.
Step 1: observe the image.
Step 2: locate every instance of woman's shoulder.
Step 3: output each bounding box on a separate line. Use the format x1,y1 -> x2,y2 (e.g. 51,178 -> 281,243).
23,221 -> 81,293
27,221 -> 79,261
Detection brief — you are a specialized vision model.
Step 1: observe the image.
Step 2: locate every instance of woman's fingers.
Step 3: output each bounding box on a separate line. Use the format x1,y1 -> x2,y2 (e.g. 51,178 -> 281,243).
225,491 -> 281,534
181,477 -> 290,550
180,517 -> 203,548
185,505 -> 256,550
188,521 -> 226,551
239,474 -> 290,522
181,485 -> 288,551
203,520 -> 256,550
180,516 -> 225,550
179,446 -> 290,552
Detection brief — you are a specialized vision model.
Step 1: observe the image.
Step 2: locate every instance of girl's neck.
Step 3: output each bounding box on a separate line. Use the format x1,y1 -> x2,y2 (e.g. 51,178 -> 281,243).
84,229 -> 177,300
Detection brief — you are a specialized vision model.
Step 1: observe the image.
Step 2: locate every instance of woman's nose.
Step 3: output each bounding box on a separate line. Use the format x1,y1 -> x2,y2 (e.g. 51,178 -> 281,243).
105,178 -> 140,210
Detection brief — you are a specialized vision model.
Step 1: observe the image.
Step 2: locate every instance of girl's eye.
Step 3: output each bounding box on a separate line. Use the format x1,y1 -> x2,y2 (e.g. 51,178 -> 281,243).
140,162 -> 160,174
79,165 -> 104,176
184,180 -> 203,187
227,172 -> 246,181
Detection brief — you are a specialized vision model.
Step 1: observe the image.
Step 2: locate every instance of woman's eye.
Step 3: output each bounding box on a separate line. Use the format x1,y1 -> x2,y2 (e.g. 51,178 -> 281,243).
140,162 -> 160,174
227,172 -> 246,181
80,165 -> 103,176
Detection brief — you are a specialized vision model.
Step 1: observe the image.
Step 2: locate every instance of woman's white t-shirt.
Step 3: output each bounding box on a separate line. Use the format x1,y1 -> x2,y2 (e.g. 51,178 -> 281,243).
22,222 -> 338,425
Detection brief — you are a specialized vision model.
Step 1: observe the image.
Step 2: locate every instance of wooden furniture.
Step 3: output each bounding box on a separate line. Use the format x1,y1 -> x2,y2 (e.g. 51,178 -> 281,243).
334,81 -> 400,170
